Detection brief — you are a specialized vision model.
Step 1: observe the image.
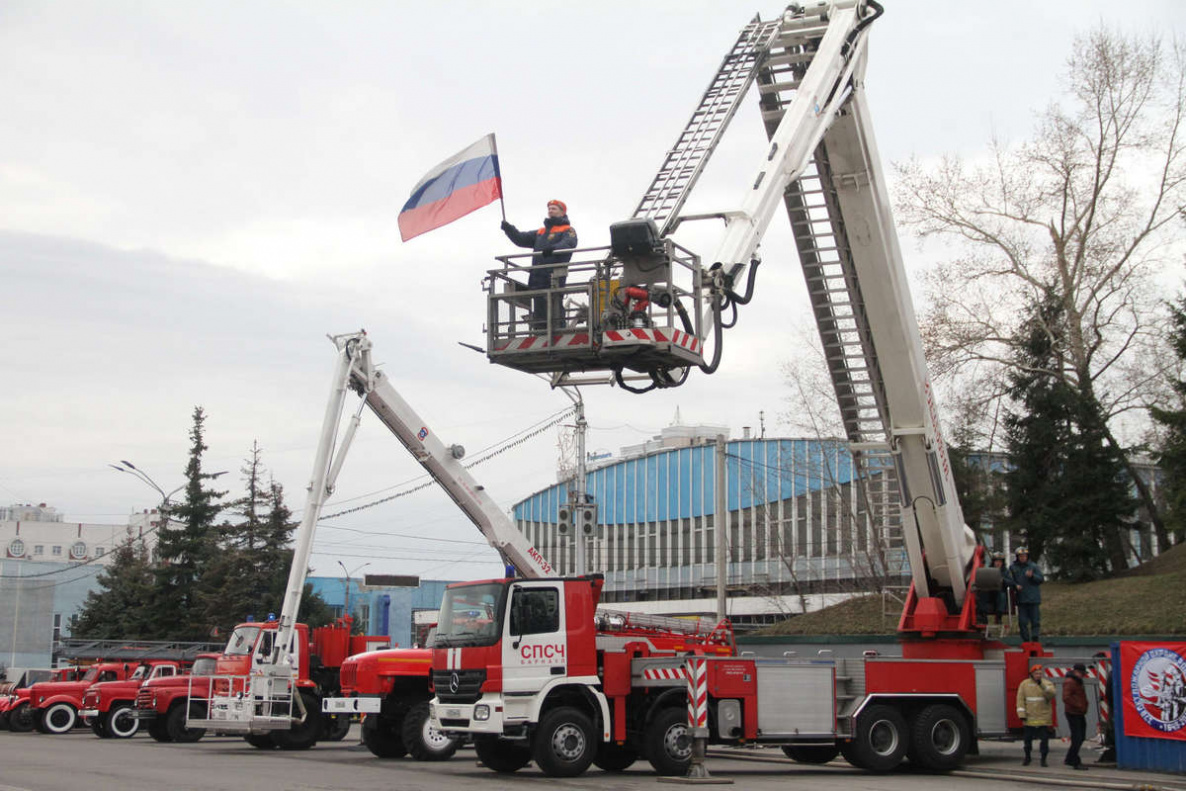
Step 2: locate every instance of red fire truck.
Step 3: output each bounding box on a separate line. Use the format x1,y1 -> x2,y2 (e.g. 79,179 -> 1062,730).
0,668 -> 82,732
181,616 -> 388,749
79,660 -> 186,738
422,0 -> 1056,778
325,647 -> 462,760
27,660 -> 180,735
131,654 -> 219,742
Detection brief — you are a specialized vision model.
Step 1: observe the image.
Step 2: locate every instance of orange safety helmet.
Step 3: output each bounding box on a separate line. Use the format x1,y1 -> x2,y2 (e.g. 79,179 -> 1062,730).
547,199 -> 567,213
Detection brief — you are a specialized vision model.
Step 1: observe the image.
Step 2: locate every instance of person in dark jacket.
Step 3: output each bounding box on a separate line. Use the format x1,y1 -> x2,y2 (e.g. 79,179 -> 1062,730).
1062,663 -> 1089,770
501,200 -> 578,330
1009,546 -> 1044,642
976,551 -> 1011,625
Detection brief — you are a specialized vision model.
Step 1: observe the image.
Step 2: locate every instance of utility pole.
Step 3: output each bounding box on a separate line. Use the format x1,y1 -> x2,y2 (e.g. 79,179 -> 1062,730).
715,435 -> 728,621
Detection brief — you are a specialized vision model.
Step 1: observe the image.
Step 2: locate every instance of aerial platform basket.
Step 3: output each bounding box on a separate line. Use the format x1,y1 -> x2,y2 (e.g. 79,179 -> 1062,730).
485,224 -> 706,385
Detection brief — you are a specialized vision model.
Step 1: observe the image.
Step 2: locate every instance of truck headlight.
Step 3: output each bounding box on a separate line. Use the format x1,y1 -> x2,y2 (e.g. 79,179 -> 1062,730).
474,705 -> 490,721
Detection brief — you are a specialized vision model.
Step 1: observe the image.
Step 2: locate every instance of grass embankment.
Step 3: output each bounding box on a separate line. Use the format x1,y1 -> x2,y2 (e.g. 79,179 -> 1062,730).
760,542 -> 1186,637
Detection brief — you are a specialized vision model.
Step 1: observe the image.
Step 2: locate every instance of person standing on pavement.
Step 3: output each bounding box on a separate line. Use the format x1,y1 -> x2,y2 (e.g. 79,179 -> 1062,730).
1009,546 -> 1044,642
1062,663 -> 1089,771
1017,664 -> 1056,766
501,200 -> 578,331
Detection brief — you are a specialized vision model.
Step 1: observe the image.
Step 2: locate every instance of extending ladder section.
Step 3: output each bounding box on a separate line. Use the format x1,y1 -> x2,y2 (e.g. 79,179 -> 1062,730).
631,15 -> 781,237
756,14 -> 902,550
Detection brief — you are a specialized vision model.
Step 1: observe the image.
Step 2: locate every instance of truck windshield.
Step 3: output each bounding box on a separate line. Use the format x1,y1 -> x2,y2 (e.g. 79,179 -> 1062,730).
130,665 -> 150,680
81,667 -> 100,682
191,658 -> 216,676
224,625 -> 262,656
434,582 -> 506,647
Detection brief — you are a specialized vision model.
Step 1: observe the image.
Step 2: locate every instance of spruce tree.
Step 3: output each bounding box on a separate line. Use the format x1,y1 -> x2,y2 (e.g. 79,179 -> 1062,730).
1004,293 -> 1133,581
1151,295 -> 1186,545
152,406 -> 226,640
199,442 -> 271,635
71,538 -> 156,639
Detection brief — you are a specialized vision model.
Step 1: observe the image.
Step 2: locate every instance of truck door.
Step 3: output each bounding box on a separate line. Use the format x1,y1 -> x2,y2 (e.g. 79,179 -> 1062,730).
502,582 -> 567,695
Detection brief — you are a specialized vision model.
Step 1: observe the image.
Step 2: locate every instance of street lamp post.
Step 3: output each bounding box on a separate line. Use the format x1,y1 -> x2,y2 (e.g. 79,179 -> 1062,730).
111,460 -> 227,512
337,561 -> 370,623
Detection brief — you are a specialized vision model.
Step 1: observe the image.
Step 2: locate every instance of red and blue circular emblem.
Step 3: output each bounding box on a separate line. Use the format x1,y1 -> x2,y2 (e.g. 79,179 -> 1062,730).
1130,647 -> 1186,733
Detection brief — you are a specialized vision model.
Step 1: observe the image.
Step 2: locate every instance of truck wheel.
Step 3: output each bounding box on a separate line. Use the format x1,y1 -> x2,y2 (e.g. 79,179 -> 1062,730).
593,742 -> 638,772
402,701 -> 458,761
165,701 -> 206,743
8,702 -> 35,732
474,734 -> 532,773
91,718 -> 109,738
148,719 -> 172,742
906,704 -> 969,771
362,712 -> 407,758
106,702 -> 139,739
244,734 -> 278,749
40,702 -> 77,734
272,691 -> 322,750
840,704 -> 908,772
532,706 -> 597,777
644,707 -> 692,776
781,744 -> 840,764
324,713 -> 352,742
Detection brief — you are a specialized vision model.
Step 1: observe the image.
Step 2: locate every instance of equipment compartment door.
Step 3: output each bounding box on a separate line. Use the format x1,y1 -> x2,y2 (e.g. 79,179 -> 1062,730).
755,663 -> 836,737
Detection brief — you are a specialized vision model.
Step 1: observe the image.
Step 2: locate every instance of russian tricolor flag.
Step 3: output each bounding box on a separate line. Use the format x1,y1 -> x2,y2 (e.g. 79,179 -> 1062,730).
398,133 -> 502,242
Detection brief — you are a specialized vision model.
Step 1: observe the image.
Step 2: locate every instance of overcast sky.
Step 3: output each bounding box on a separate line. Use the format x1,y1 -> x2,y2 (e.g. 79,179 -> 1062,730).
3,1 -> 1184,583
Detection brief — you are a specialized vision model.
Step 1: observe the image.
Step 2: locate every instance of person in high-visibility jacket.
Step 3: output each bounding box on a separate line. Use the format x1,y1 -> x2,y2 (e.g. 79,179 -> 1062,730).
501,200 -> 578,331
1016,664 -> 1056,766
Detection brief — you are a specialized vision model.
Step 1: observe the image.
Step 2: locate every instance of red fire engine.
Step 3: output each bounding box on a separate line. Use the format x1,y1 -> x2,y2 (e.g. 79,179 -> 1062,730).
423,0 -> 1053,778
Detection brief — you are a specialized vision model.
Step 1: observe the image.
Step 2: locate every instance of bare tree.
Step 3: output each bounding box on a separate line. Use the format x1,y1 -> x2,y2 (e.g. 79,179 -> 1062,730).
894,28 -> 1186,547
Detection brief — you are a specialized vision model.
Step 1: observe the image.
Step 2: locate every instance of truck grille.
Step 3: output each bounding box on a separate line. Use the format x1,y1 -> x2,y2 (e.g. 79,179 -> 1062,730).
432,670 -> 486,704
340,663 -> 356,690
135,688 -> 153,709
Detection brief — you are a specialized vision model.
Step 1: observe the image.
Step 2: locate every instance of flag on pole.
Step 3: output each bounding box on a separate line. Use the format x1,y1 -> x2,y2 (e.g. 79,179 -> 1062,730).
398,133 -> 502,242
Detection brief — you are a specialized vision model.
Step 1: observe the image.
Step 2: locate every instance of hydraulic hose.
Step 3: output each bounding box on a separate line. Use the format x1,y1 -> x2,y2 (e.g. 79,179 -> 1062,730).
698,293 -> 726,375
723,258 -> 761,306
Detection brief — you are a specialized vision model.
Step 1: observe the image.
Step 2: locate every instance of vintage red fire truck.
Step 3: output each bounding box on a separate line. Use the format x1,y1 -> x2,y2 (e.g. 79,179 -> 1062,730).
27,660 -> 180,735
0,668 -> 82,732
79,659 -> 206,739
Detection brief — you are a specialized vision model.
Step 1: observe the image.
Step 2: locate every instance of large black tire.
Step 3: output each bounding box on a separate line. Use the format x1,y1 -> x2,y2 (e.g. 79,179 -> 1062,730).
474,734 -> 532,773
105,702 -> 139,739
245,734 -> 278,749
272,691 -> 322,751
8,702 -> 35,733
0,711 -> 9,731
362,712 -> 408,758
532,706 -> 597,778
148,719 -> 172,743
402,701 -> 458,761
644,707 -> 692,776
840,704 -> 908,772
906,704 -> 970,771
165,701 -> 206,743
91,718 -> 109,738
782,744 -> 840,764
324,713 -> 352,742
39,702 -> 77,734
593,742 -> 639,772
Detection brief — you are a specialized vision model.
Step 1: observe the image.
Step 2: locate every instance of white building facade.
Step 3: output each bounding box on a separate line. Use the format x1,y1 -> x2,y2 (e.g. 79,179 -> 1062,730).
513,427 -> 908,625
0,505 -> 162,671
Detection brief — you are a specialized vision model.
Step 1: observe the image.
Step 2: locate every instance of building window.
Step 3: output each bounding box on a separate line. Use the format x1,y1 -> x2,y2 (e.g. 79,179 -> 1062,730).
52,545 -> 62,556
33,545 -> 44,555
53,613 -> 62,644
8,538 -> 25,557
